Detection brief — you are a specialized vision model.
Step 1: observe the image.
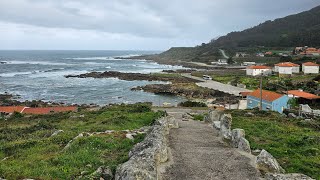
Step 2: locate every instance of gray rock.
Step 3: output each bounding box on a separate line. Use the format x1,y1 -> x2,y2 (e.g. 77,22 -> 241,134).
266,173 -> 315,180
89,166 -> 113,180
213,121 -> 221,130
207,110 -> 223,122
51,130 -> 64,137
238,137 -> 251,153
245,112 -> 255,117
125,133 -> 134,140
168,117 -> 179,129
256,150 -> 285,174
115,117 -> 170,180
252,149 -> 262,155
220,114 -> 233,141
231,129 -> 245,148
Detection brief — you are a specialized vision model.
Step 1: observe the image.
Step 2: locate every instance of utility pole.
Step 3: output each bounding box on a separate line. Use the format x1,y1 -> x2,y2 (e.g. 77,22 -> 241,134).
260,74 -> 263,111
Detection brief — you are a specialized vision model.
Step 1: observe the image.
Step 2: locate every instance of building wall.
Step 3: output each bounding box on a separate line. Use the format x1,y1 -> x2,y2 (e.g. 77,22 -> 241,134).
274,66 -> 279,72
303,65 -> 319,74
247,95 -> 288,113
292,66 -> 300,73
279,67 -> 293,75
246,69 -> 272,76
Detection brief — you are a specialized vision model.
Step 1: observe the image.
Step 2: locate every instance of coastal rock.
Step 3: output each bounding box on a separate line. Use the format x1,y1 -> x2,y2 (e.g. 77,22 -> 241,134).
238,137 -> 251,153
207,110 -> 223,122
256,150 -> 285,174
231,129 -> 245,148
88,166 -> 113,180
220,114 -> 232,141
168,116 -> 179,129
265,173 -> 315,180
213,121 -> 221,130
115,117 -> 170,180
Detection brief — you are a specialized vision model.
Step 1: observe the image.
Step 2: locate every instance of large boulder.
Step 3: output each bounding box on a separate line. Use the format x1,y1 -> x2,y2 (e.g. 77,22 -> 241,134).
213,121 -> 221,130
207,110 -> 223,122
238,137 -> 251,153
220,114 -> 233,141
115,117 -> 170,180
256,150 -> 285,174
231,129 -> 245,148
266,173 -> 315,180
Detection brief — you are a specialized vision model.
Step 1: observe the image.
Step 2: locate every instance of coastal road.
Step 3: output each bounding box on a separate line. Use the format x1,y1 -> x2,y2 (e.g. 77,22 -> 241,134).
182,74 -> 251,96
159,108 -> 261,180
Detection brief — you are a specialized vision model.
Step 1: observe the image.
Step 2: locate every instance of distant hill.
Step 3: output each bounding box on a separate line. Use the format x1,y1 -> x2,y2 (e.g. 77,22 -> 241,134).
212,5 -> 320,48
145,5 -> 320,64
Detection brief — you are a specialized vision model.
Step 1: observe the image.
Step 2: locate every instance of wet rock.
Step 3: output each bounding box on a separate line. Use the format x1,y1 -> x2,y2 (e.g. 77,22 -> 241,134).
256,150 -> 285,174
265,173 -> 315,180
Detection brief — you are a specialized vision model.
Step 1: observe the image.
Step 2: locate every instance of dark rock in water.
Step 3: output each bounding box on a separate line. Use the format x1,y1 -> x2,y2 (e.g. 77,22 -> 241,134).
0,61 -> 7,64
65,71 -> 200,83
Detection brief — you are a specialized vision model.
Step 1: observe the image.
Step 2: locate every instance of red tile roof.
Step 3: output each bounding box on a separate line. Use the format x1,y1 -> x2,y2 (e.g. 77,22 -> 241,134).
247,65 -> 272,69
22,106 -> 77,115
248,89 -> 284,102
287,90 -> 320,100
0,106 -> 26,113
302,62 -> 319,66
275,62 -> 300,67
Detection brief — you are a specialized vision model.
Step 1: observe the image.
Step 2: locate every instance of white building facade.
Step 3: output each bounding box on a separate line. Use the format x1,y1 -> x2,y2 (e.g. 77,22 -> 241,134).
246,66 -> 272,76
302,62 -> 319,74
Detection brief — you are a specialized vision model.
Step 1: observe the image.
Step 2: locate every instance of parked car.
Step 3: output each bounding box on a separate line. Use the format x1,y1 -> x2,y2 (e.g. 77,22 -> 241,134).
202,75 -> 212,80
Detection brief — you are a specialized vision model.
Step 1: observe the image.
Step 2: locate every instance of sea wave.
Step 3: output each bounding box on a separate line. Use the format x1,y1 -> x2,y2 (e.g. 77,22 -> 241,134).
7,60 -> 68,66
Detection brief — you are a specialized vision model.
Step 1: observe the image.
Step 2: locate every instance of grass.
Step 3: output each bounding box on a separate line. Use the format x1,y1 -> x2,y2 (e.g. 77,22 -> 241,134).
0,103 -> 164,180
228,110 -> 320,180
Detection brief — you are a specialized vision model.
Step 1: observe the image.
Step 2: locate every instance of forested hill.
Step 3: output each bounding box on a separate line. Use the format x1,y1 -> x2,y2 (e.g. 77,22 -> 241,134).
212,5 -> 320,48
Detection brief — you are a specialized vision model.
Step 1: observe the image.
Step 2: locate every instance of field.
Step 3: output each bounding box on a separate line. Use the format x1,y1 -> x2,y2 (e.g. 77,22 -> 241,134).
0,103 -> 164,179
228,110 -> 320,179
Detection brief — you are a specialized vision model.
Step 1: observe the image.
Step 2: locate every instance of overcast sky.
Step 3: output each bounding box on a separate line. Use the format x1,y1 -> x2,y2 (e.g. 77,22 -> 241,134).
0,0 -> 319,50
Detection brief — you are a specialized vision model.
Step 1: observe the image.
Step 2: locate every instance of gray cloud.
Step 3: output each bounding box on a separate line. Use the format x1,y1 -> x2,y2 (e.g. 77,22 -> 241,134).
0,0 -> 319,50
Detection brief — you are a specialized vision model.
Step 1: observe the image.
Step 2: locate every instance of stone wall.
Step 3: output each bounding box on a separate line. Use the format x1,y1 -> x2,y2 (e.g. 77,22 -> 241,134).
206,110 -> 315,180
115,116 -> 178,180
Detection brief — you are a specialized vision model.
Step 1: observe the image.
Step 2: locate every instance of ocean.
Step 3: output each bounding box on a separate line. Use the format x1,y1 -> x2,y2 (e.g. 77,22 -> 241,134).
0,50 -> 186,106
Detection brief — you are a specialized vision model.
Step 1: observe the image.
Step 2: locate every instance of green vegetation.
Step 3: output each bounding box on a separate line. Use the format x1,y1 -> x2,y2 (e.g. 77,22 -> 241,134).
190,114 -> 206,121
213,6 -> 320,48
228,110 -> 320,179
0,103 -> 164,179
178,101 -> 207,107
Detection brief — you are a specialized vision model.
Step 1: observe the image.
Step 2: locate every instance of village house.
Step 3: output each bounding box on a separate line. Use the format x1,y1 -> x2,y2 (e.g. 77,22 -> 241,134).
0,106 -> 78,115
274,62 -> 300,75
235,52 -> 248,58
247,89 -> 289,113
287,90 -> 320,105
296,46 -> 320,56
246,65 -> 272,76
302,62 -> 319,74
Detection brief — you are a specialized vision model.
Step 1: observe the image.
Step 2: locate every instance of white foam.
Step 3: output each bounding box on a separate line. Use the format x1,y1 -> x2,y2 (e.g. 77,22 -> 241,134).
0,71 -> 33,77
7,60 -> 68,66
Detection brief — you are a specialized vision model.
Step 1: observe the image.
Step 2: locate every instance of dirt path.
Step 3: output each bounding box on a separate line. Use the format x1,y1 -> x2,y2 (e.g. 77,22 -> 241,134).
160,108 -> 261,180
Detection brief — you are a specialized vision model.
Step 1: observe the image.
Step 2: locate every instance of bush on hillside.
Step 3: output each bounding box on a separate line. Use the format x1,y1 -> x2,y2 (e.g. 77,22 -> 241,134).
178,101 -> 207,107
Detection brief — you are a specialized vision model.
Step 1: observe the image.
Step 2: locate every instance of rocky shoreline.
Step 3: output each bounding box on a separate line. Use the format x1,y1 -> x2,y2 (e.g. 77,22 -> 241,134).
65,71 -> 200,83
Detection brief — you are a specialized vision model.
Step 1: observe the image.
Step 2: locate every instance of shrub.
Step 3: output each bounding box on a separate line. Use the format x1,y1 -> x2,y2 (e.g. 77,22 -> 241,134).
178,101 -> 207,107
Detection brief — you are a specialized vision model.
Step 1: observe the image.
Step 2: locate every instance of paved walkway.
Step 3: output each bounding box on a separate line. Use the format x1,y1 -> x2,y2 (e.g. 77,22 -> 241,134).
160,109 -> 261,180
182,74 -> 251,96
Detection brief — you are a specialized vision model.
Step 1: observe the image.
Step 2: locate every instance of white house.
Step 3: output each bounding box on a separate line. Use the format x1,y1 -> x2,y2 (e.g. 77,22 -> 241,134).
246,65 -> 272,76
274,62 -> 300,75
302,62 -> 319,74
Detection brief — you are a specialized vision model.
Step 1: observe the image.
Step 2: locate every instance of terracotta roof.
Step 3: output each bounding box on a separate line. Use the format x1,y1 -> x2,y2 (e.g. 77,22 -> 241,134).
22,106 -> 77,115
248,89 -> 284,102
303,62 -> 319,66
0,106 -> 26,113
287,90 -> 320,100
247,65 -> 272,69
240,92 -> 251,97
275,62 -> 300,67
